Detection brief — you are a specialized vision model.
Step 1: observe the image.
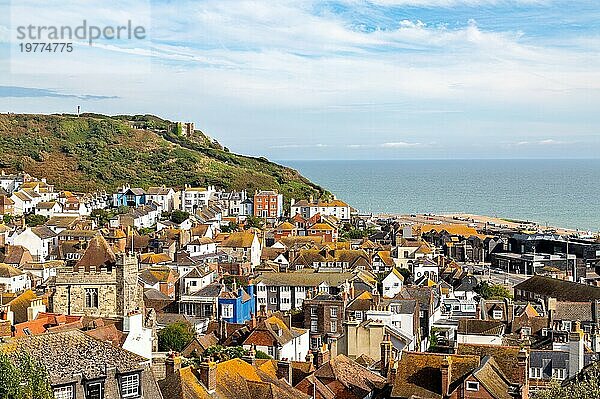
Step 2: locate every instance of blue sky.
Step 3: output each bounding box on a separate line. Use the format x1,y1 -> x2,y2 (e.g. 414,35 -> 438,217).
1,0 -> 599,160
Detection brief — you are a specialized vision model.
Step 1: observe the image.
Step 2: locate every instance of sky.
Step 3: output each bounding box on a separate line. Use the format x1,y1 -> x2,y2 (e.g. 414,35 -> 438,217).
0,0 -> 599,160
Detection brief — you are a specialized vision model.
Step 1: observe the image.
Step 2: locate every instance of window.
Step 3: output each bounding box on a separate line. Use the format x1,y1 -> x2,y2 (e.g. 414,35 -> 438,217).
85,288 -> 99,308
120,374 -> 140,398
310,306 -> 317,316
530,367 -> 542,379
552,368 -> 566,380
270,286 -> 277,292
330,307 -> 338,317
258,285 -> 266,291
54,385 -> 74,399
466,381 -> 479,391
85,381 -> 104,399
562,321 -> 572,331
355,311 -> 362,321
311,320 -> 318,332
268,346 -> 275,357
521,327 -> 532,336
492,310 -> 503,320
221,304 -> 234,318
330,321 -> 337,333
270,297 -> 277,304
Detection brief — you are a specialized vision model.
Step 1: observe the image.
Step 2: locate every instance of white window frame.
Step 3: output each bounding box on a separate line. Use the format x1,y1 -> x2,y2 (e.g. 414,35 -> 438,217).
492,310 -> 503,320
330,307 -> 338,317
53,385 -> 74,399
530,367 -> 542,379
120,374 -> 140,398
466,381 -> 479,391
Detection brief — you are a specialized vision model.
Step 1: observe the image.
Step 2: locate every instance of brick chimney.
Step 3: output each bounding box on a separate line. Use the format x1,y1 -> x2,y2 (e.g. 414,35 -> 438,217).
441,356 -> 452,397
276,360 -> 292,384
316,344 -> 330,368
198,361 -> 217,393
380,334 -> 392,377
165,354 -> 182,377
517,348 -> 529,399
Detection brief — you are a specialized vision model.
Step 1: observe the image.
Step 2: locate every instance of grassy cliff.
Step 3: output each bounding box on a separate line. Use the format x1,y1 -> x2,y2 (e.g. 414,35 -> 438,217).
0,113 -> 327,201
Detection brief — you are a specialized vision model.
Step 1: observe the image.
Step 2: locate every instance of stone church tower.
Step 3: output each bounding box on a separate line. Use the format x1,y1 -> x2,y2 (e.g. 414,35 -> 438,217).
52,234 -> 144,319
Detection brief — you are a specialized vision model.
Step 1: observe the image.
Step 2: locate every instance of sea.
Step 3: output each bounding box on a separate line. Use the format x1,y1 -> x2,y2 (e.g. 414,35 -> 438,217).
282,159 -> 600,232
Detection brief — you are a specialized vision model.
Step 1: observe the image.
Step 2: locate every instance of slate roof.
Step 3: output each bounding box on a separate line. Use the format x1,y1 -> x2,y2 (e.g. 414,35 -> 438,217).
515,275 -> 600,302
457,319 -> 505,336
0,329 -> 148,385
554,301 -> 594,321
31,226 -> 57,240
255,271 -> 366,288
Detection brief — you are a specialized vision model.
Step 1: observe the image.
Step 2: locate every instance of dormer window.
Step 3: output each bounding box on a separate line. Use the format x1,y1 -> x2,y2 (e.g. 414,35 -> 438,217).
119,373 -> 141,398
85,380 -> 104,399
53,384 -> 75,399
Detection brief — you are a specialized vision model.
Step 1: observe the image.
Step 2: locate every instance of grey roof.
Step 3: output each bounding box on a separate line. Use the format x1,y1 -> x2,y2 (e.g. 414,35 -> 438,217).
31,226 -> 57,240
190,282 -> 223,297
515,276 -> 600,302
554,302 -> 594,321
0,329 -> 147,385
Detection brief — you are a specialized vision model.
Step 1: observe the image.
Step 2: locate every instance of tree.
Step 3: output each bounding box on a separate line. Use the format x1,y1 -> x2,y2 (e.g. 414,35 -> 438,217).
534,364 -> 600,398
255,350 -> 271,359
203,345 -> 248,362
170,210 -> 190,224
244,216 -> 264,230
0,352 -> 53,399
2,214 -> 12,224
474,281 -> 513,300
90,209 -> 112,226
24,214 -> 48,227
221,221 -> 239,233
158,321 -> 194,352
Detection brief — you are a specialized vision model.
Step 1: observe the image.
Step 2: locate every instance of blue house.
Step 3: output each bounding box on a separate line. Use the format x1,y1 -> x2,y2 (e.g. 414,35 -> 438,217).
218,284 -> 256,324
112,185 -> 146,207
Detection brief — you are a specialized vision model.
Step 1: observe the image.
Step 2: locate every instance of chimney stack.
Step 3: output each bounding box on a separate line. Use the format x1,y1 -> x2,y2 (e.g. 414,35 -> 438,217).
380,334 -> 392,377
198,361 -> 217,393
165,354 -> 182,377
569,323 -> 584,378
517,348 -> 529,399
441,356 -> 452,397
276,360 -> 292,384
316,344 -> 330,368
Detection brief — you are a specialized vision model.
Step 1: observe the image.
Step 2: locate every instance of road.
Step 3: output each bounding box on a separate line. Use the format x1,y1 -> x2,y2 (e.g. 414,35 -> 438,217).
470,264 -> 529,286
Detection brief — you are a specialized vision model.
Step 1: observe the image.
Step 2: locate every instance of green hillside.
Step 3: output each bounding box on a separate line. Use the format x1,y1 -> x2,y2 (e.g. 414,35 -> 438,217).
0,113 -> 327,202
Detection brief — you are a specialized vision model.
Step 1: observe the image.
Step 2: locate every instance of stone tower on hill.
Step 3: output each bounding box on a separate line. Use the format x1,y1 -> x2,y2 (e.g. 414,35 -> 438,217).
51,234 -> 143,319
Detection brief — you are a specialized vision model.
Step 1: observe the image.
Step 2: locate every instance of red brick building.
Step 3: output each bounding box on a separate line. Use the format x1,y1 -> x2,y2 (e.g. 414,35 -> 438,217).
253,190 -> 283,221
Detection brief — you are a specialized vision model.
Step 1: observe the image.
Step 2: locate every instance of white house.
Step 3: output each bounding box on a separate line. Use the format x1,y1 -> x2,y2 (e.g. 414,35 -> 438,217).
185,237 -> 217,257
35,201 -> 62,218
219,231 -> 262,267
382,268 -> 404,298
242,315 -> 309,361
181,186 -> 217,214
146,186 -> 176,213
291,199 -> 350,222
122,312 -> 154,360
10,190 -> 38,215
21,261 -> 58,283
365,298 -> 418,351
11,226 -> 57,262
0,263 -> 31,293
